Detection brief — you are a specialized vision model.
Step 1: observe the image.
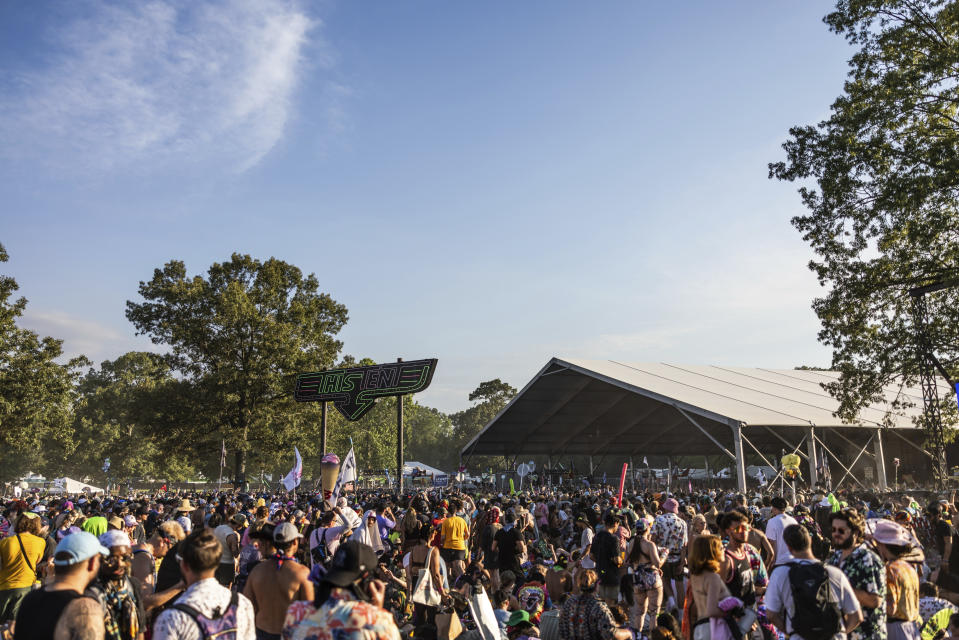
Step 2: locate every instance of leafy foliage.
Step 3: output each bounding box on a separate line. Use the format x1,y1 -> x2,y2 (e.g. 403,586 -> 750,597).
770,0 -> 959,427
125,254 -> 349,484
0,244 -> 88,479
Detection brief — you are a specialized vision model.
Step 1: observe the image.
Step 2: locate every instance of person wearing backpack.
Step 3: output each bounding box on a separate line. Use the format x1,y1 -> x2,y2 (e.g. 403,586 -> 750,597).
153,528 -> 255,640
308,509 -> 352,569
765,524 -> 862,640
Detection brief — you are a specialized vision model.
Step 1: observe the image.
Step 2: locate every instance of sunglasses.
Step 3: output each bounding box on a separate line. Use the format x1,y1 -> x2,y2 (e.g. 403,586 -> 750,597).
103,554 -> 133,564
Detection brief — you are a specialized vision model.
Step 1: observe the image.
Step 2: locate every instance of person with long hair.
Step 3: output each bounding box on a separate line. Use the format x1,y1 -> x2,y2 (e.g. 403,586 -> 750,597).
687,535 -> 734,640
627,518 -> 663,636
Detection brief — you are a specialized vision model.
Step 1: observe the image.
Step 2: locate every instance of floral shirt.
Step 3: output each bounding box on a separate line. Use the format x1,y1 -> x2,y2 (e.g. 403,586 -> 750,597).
559,593 -> 618,640
885,558 -> 919,623
282,593 -> 402,640
651,513 -> 687,563
919,596 -> 957,623
829,544 -> 887,640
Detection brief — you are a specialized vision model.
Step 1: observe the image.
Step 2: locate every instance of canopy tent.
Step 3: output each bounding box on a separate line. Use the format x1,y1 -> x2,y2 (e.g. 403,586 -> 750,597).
404,461 -> 448,478
462,358 -> 943,491
49,477 -> 104,494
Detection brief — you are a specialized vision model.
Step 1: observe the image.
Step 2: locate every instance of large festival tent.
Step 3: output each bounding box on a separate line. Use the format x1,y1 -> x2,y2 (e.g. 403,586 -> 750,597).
49,477 -> 105,494
461,358 -> 943,492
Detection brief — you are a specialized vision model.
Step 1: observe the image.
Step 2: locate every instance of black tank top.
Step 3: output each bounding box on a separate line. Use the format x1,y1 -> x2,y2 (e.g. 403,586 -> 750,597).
13,588 -> 88,640
724,547 -> 756,607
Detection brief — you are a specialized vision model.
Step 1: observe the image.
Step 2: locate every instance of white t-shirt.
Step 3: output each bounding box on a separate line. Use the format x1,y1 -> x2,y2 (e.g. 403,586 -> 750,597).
177,515 -> 193,534
213,524 -> 238,564
765,512 -> 799,565
764,558 -> 860,640
580,527 -> 596,569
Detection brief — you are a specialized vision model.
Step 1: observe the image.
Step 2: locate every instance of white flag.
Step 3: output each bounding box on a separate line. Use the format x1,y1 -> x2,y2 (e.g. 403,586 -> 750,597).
758,469 -> 767,487
332,447 -> 357,501
643,456 -> 648,466
282,446 -> 303,491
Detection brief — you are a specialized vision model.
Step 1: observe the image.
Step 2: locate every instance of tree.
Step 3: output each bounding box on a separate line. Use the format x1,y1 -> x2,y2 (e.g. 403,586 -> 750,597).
125,254 -> 348,486
450,379 -> 517,467
769,1 -> 959,428
0,243 -> 87,480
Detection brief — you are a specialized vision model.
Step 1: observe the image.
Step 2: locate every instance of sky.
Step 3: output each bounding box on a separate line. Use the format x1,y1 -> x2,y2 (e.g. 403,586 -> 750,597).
0,1 -> 854,414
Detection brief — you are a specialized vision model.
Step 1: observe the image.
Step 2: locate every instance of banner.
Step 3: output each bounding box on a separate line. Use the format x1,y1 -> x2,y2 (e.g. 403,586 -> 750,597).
282,446 -> 303,491
220,440 -> 227,469
332,447 -> 357,501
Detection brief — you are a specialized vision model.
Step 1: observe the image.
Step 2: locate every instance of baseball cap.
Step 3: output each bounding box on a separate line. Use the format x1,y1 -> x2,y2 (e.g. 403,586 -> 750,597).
507,610 -> 532,628
273,522 -> 303,544
323,540 -> 378,587
100,530 -> 131,549
54,531 -> 110,566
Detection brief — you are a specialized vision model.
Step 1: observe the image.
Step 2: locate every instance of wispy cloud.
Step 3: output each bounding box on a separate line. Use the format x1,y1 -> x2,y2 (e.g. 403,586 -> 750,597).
1,0 -> 315,172
20,309 -> 161,367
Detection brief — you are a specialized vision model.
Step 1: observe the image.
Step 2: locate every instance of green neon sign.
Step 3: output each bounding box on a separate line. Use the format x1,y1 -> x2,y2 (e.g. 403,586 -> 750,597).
294,358 -> 438,420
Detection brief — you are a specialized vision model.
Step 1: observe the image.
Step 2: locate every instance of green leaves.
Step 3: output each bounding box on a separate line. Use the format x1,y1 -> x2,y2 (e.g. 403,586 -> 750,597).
770,1 -> 959,430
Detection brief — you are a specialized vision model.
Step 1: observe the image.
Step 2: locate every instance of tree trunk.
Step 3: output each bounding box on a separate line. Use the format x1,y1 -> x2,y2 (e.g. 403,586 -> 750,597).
234,423 -> 249,491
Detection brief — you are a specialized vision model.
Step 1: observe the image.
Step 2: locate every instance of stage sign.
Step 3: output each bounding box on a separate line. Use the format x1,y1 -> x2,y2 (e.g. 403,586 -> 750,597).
295,358 -> 438,421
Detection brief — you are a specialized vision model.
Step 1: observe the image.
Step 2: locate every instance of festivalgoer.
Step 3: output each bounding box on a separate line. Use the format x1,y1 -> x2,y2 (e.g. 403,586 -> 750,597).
558,569 -> 631,640
283,541 -> 400,640
765,497 -> 798,566
590,513 -> 622,605
85,530 -> 145,640
307,508 -> 353,569
652,498 -> 688,616
719,510 -> 766,632
152,528 -> 255,640
174,501 -> 194,535
873,520 -> 921,639
687,534 -> 736,639
493,512 -> 526,581
0,512 -> 45,623
212,513 -> 245,587
829,508 -> 887,640
440,499 -> 469,579
13,531 -> 108,640
243,521 -> 313,640
764,524 -> 862,640
131,520 -> 184,591
626,517 -> 663,635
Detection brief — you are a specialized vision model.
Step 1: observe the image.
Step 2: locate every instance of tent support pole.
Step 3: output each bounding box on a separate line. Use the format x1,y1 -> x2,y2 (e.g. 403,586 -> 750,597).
885,428 -> 936,460
740,432 -> 779,472
820,433 -> 871,490
675,406 -> 735,459
829,429 -> 876,458
762,427 -> 810,460
874,429 -> 888,491
731,422 -> 747,492
807,426 -> 819,488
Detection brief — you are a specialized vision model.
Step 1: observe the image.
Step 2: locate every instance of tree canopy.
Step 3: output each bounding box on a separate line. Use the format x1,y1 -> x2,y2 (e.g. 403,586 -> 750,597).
0,244 -> 87,478
770,0 -> 959,427
125,254 -> 349,485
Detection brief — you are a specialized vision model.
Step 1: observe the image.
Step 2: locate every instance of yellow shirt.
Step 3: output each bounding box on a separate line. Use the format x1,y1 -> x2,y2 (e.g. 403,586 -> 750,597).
441,516 -> 468,551
0,533 -> 45,590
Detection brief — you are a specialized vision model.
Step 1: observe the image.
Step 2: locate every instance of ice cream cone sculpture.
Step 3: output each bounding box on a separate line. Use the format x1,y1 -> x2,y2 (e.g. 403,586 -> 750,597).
321,453 -> 341,500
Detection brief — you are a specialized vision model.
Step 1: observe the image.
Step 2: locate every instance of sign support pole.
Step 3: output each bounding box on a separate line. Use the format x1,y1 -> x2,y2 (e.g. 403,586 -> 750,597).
321,401 -> 328,454
397,358 -> 404,495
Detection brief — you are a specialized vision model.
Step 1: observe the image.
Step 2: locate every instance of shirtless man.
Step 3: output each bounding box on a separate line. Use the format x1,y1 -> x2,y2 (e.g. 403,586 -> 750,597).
243,522 -> 313,640
13,531 -> 106,640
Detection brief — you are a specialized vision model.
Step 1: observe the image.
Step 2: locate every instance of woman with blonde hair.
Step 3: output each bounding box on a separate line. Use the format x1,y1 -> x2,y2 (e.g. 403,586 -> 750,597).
687,535 -> 736,640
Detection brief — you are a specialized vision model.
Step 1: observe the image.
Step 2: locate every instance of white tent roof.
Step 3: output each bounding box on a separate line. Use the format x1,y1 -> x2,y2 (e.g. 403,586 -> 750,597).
51,477 -> 104,494
462,357 -> 940,458
403,461 -> 448,477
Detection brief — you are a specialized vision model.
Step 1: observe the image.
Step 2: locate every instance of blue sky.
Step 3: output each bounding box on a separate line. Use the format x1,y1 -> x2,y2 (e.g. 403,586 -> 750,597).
1,1 -> 852,413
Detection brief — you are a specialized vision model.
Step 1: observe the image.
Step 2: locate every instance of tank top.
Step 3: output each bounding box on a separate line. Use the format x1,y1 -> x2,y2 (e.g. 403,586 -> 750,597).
13,588 -> 88,640
724,547 -> 756,606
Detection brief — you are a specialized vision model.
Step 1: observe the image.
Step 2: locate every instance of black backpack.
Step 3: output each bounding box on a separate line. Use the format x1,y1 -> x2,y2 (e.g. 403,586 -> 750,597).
310,527 -> 332,566
784,562 -> 843,640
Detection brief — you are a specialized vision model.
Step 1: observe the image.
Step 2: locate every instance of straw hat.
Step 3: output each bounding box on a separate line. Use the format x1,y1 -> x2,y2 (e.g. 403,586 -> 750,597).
175,499 -> 195,513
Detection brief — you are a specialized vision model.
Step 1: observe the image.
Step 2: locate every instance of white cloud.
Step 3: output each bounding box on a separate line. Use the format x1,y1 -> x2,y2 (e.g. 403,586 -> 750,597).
19,309 -> 161,366
1,0 -> 315,172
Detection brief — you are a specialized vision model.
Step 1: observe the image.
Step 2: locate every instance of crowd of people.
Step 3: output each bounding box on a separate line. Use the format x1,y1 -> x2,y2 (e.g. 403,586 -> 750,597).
0,482 -> 957,640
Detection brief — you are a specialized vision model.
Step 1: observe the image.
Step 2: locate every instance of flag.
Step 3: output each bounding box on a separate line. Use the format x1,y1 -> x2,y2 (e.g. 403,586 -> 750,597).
332,447 -> 357,501
281,446 -> 303,491
643,456 -> 648,466
220,440 -> 227,469
758,469 -> 767,487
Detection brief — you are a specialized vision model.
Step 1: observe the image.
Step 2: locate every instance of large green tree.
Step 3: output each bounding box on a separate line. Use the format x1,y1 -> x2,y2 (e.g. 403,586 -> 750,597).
125,254 -> 348,486
769,1 -> 959,428
450,379 -> 517,467
0,243 -> 87,480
